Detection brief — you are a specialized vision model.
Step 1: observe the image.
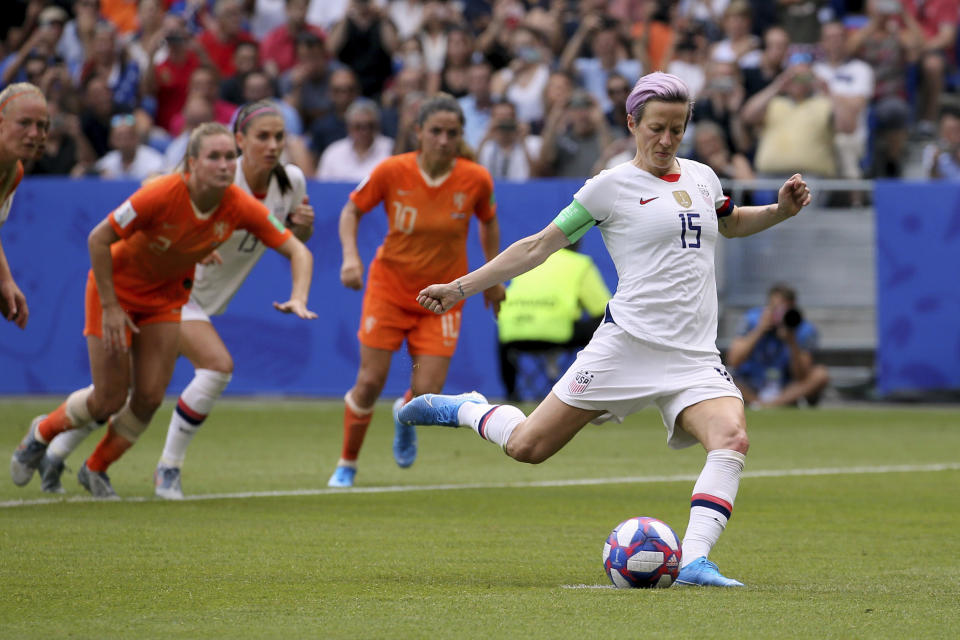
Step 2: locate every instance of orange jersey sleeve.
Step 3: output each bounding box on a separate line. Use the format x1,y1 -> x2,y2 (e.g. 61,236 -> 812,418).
226,186 -> 293,249
352,153 -> 497,307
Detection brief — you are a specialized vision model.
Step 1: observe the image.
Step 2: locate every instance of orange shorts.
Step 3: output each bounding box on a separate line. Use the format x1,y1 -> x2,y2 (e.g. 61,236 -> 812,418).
83,275 -> 182,348
358,288 -> 462,357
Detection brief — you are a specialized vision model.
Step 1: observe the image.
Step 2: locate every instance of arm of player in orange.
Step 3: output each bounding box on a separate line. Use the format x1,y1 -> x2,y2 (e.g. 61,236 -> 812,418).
338,200 -> 364,290
88,218 -> 139,352
270,235 -> 317,319
477,216 -> 506,317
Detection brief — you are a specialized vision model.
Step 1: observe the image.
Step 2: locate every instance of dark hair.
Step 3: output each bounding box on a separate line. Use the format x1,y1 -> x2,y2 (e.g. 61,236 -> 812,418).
233,100 -> 292,195
768,282 -> 797,305
416,93 -> 475,160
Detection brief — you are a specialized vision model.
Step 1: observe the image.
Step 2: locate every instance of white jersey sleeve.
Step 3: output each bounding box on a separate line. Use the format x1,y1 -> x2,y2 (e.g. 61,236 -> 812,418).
572,167 -> 621,224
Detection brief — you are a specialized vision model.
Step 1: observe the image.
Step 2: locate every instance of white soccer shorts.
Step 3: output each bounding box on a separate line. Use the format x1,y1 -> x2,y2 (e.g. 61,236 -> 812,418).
180,298 -> 212,323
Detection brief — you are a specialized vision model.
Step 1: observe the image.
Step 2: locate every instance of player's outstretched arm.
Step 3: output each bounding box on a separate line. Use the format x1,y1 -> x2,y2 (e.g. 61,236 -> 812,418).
272,236 -> 317,319
338,200 -> 365,290
418,222 -> 570,314
719,173 -> 812,239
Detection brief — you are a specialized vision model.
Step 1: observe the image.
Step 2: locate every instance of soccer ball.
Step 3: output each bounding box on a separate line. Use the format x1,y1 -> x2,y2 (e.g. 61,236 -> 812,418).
602,516 -> 682,588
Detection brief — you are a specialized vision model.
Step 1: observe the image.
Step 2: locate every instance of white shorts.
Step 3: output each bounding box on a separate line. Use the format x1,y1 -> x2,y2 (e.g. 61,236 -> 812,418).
552,322 -> 742,449
180,298 -> 212,323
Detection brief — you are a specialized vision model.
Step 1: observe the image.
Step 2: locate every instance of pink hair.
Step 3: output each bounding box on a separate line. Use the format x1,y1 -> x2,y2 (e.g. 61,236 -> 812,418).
625,72 -> 693,127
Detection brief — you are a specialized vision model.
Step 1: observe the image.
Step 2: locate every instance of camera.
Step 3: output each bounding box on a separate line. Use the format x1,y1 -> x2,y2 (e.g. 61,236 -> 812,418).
782,308 -> 803,330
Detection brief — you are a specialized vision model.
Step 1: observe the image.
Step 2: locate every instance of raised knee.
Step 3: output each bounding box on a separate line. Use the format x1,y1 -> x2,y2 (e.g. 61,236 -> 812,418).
89,388 -> 127,420
210,355 -> 233,375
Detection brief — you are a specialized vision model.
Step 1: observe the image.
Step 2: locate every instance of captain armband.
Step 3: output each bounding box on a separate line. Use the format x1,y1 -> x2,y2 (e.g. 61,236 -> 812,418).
552,200 -> 597,244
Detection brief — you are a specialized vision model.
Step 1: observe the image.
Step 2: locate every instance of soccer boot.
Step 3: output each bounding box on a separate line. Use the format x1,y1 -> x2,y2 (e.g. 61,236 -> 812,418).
10,415 -> 48,486
154,464 -> 184,500
392,397 -> 417,468
397,391 -> 488,428
77,462 -> 118,499
38,452 -> 66,494
675,557 -> 745,587
327,465 -> 356,488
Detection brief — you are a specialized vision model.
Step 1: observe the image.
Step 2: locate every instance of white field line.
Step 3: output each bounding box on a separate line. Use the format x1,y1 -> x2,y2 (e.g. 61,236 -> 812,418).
2,462 -> 959,509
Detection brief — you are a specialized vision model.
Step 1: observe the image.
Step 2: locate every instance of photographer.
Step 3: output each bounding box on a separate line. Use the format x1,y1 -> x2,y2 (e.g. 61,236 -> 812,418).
726,283 -> 830,408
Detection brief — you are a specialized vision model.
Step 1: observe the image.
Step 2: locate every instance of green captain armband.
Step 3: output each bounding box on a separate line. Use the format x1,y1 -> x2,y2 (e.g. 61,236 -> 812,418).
553,200 -> 596,244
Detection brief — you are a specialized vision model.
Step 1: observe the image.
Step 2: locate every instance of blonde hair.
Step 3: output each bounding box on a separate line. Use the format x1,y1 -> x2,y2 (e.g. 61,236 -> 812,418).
0,82 -> 46,115
178,121 -> 233,172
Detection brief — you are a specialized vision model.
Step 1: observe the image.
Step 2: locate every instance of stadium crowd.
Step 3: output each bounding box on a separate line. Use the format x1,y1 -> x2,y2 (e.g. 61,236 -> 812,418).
2,0 -> 959,183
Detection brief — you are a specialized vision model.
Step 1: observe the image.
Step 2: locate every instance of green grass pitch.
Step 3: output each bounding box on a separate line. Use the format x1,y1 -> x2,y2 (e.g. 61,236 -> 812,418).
1,399 -> 958,639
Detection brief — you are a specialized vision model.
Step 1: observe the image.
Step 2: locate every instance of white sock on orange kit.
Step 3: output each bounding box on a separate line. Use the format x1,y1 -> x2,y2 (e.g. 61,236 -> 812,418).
457,402 -> 525,449
680,449 -> 745,567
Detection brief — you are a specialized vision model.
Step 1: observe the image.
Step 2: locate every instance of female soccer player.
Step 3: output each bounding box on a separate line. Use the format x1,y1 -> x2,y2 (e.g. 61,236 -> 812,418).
35,101 -> 316,499
329,93 -> 504,488
0,83 -> 48,330
10,122 -> 316,498
399,73 -> 812,587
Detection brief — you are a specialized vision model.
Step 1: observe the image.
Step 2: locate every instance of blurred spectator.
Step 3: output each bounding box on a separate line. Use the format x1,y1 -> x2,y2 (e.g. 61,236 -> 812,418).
390,89 -> 426,154
490,26 -> 551,125
126,0 -> 168,73
428,25 -> 475,98
315,97 -> 393,181
813,21 -> 874,181
261,0 -> 327,76
219,40 -> 260,105
419,0 -> 459,74
1,5 -> 66,87
279,31 -> 333,128
379,66 -> 427,139
458,60 -> 494,149
560,13 -> 643,113
692,59 -> 750,155
34,54 -> 76,113
168,66 -> 236,135
100,0 -> 141,35
476,0 -> 527,71
79,74 -> 117,158
199,0 -> 257,78
26,101 -> 96,176
58,0 -> 102,74
692,119 -> 756,181
775,0 -> 829,46
250,0 -> 288,40
903,0 -> 959,135
870,98 -> 913,177
240,68 -> 304,135
922,104 -> 960,179
664,29 -> 707,98
540,70 -> 575,127
394,35 -> 426,72
79,21 -> 141,113
742,25 -> 790,100
327,0 -> 398,98
538,89 -> 611,178
604,72 -> 631,139
95,112 -> 165,179
743,53 -> 838,179
476,100 -> 542,180
306,0 -> 350,31
162,91 -> 213,171
710,0 -> 761,68
141,16 -> 203,132
388,0 -> 425,41
308,67 -> 359,157
629,0 -> 676,73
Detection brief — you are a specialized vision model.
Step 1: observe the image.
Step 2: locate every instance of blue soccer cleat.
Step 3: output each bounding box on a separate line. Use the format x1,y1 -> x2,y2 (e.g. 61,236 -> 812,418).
327,465 -> 356,488
397,392 -> 487,428
675,557 -> 745,587
392,398 -> 417,469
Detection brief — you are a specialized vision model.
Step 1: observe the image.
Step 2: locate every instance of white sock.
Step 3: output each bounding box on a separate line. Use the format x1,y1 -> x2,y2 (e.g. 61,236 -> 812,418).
457,402 -> 526,450
680,449 -> 745,568
47,421 -> 102,460
159,368 -> 231,468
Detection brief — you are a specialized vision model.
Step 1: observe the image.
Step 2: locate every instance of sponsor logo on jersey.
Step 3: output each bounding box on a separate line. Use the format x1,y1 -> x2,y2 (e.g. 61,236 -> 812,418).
639,196 -> 659,205
450,212 -> 466,219
267,213 -> 285,233
397,188 -> 413,196
568,369 -> 595,395
673,190 -> 692,208
113,200 -> 137,228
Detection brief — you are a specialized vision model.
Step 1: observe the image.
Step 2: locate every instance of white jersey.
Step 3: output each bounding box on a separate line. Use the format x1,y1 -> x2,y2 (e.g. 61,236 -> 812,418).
189,157 -> 307,316
573,158 -> 731,354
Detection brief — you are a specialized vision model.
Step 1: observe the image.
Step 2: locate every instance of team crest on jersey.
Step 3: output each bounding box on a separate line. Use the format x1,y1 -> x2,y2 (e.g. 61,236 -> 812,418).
568,369 -> 595,395
673,190 -> 693,208
453,191 -> 466,209
213,221 -> 229,239
697,184 -> 712,205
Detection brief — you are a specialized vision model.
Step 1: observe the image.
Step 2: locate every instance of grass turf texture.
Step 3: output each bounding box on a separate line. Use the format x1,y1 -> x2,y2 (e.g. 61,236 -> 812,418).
1,399 -> 958,639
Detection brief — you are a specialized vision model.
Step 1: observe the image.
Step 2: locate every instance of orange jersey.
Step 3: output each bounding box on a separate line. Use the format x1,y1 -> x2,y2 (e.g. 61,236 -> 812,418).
350,152 -> 496,308
0,160 -> 24,228
105,173 -> 292,311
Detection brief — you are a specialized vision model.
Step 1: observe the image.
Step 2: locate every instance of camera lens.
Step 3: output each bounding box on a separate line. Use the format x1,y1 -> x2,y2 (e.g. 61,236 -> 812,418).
783,308 -> 803,329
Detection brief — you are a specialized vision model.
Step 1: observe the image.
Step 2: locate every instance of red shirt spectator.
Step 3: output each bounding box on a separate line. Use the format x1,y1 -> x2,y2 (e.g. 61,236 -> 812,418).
261,0 -> 326,74
154,49 -> 201,132
199,0 -> 256,78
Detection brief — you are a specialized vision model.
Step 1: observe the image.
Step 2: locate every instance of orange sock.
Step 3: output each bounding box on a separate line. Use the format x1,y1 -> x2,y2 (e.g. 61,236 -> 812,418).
86,423 -> 133,473
340,404 -> 374,462
37,404 -> 70,442
403,388 -> 414,403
